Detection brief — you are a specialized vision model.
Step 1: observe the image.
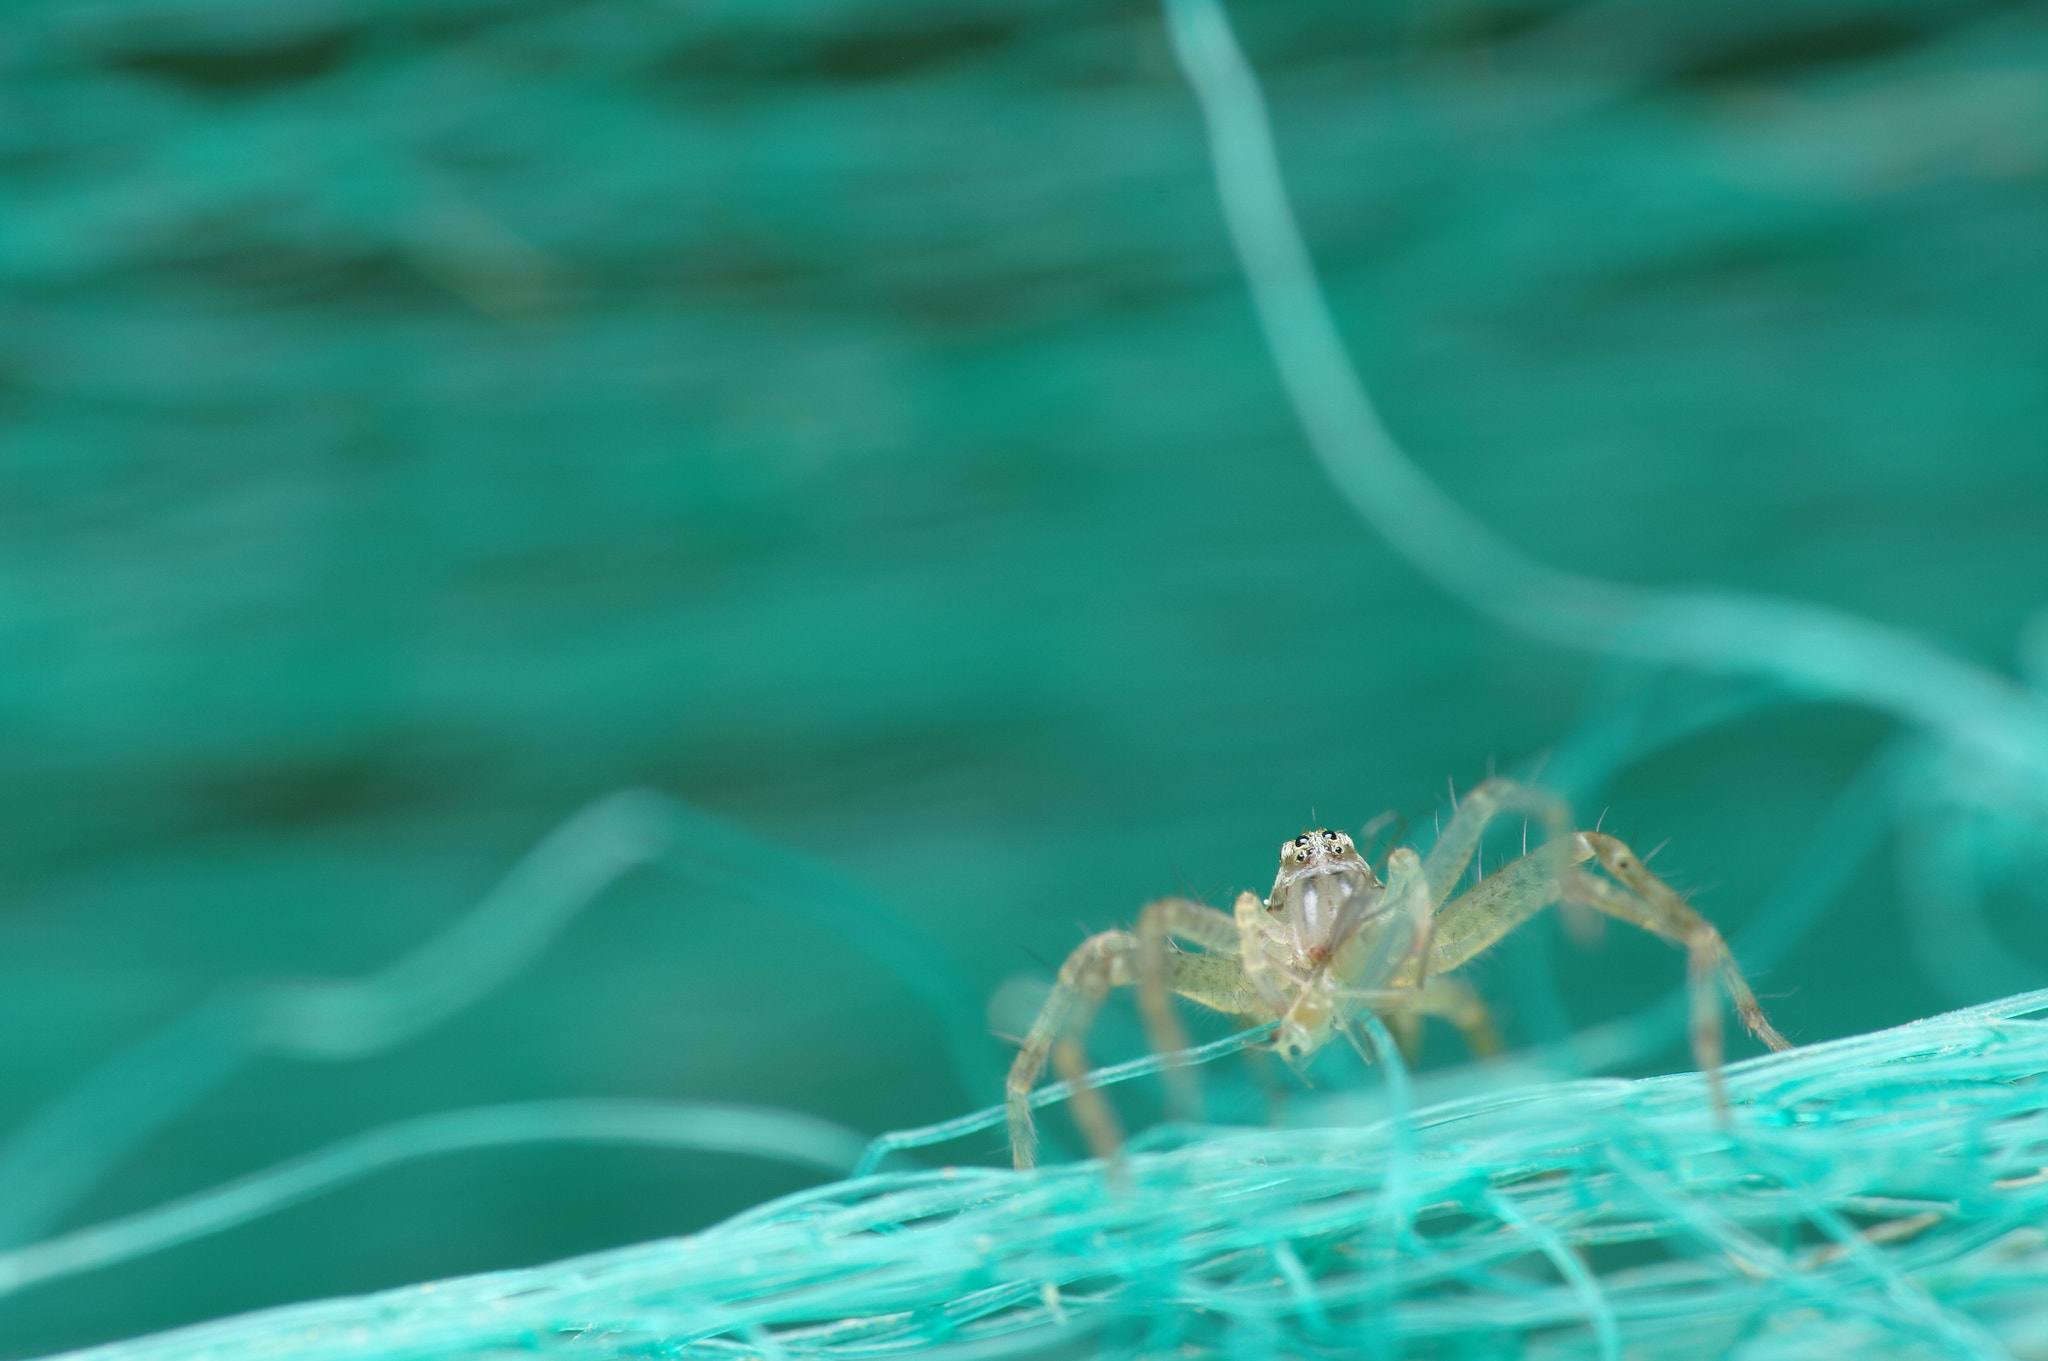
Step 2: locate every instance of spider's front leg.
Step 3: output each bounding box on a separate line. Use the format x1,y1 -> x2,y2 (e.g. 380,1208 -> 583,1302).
1420,778 -> 1572,909
1007,904 -> 1259,1170
1134,896 -> 1258,1120
1281,847 -> 1434,1065
1427,829 -> 1791,1109
1350,974 -> 1502,1062
1573,831 -> 1793,1087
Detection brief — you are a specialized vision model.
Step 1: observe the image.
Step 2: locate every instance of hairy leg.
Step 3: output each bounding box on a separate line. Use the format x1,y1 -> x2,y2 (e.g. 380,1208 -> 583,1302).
1426,836 -> 1597,978
1579,832 -> 1789,1052
1570,831 -> 1792,1108
1427,830 -> 1788,1108
1409,974 -> 1501,1056
1333,846 -> 1435,991
1006,931 -> 1132,1170
1232,889 -> 1293,1014
1420,779 -> 1573,909
1006,930 -> 1259,1169
1134,896 -> 1246,1119
1332,976 -> 1499,1058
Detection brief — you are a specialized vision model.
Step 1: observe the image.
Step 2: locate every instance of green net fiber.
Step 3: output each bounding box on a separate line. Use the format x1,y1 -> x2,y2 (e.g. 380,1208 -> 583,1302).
6,0 -> 2048,1355
24,991 -> 2048,1361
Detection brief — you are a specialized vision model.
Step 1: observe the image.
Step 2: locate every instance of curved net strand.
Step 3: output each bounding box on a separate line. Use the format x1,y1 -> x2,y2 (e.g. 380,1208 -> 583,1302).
0,790 -> 994,1251
1162,0 -> 2048,795
0,1100 -> 874,1302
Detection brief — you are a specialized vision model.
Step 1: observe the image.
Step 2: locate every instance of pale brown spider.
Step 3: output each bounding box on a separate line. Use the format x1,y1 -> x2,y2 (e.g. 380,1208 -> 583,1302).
1006,779 -> 1792,1168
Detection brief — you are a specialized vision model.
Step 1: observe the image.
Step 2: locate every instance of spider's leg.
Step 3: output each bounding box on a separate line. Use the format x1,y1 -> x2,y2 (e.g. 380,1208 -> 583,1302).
1580,831 -> 1788,1050
1417,974 -> 1499,1055
1007,930 -> 1135,1170
1571,831 -> 1793,1107
1327,976 -> 1499,1059
1419,778 -> 1574,909
1383,1009 -> 1423,1064
1134,896 -> 1246,1119
1427,831 -> 1788,1109
1426,836 -> 1597,976
1324,848 -> 1434,1004
1298,849 -> 1436,1070
1051,947 -> 1262,1164
1047,946 -> 1133,1167
1230,890 -> 1294,1017
1006,931 -> 1263,1170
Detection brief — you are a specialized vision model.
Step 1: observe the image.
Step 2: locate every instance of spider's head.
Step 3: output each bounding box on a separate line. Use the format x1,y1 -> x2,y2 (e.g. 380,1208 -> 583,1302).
1274,829 -> 1365,880
1268,828 -> 1381,967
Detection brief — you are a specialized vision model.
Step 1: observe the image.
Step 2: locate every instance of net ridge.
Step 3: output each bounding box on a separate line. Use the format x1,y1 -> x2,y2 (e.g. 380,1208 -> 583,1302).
47,988 -> 2048,1361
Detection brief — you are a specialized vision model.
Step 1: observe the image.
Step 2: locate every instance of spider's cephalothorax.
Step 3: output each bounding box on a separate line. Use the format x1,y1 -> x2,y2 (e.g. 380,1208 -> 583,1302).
1003,779 -> 1794,1169
1268,829 -> 1380,968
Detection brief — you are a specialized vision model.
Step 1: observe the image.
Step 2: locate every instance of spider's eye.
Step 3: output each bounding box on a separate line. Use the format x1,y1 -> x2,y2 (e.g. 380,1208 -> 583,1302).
1295,849 -> 1308,863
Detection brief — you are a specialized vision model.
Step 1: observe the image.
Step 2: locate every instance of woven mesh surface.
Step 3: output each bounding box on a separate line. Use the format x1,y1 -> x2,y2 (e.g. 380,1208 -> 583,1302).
41,989 -> 2048,1361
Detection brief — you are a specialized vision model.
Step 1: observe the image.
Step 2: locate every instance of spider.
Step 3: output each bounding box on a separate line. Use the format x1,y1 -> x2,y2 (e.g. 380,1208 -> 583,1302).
1005,779 -> 1792,1169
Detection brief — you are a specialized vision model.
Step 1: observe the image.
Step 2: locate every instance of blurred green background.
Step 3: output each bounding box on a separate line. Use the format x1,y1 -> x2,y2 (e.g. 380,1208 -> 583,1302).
5,0 -> 2046,1352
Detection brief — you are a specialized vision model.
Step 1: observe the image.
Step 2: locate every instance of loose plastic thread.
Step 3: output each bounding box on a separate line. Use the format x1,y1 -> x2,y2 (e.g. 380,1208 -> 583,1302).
1165,0 -> 2048,794
39,988 -> 2048,1361
0,789 -> 1000,1253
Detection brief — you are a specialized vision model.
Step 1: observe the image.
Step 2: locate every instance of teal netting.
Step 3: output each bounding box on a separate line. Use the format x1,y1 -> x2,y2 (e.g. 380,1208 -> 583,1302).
30,991 -> 2048,1361
7,0 -> 2048,1355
